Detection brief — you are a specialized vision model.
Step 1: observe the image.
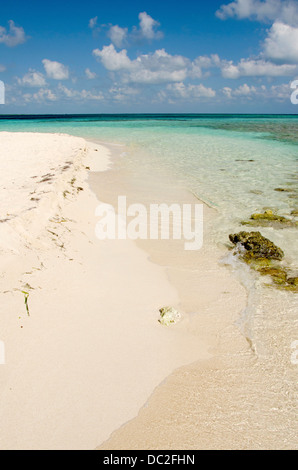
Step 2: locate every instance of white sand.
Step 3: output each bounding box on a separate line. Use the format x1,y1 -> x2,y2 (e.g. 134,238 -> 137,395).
0,132 -> 211,450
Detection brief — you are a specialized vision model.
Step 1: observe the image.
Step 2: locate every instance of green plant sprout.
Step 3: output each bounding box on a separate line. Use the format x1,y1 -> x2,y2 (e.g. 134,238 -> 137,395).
21,291 -> 30,316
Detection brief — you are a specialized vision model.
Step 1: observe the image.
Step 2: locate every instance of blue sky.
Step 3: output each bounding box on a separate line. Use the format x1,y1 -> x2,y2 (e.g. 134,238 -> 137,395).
0,0 -> 298,113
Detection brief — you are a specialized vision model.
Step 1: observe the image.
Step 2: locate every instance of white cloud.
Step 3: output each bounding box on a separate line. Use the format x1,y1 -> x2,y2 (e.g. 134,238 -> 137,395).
107,25 -> 128,48
24,88 -> 57,102
233,83 -> 257,95
132,68 -> 187,85
190,54 -> 221,78
98,12 -> 163,48
270,82 -> 293,99
222,87 -> 233,98
58,84 -> 104,101
17,70 -> 47,87
137,12 -> 163,40
221,81 -> 294,101
0,20 -> 27,47
89,17 -> 98,29
263,22 -> 298,63
220,83 -> 258,99
221,58 -> 297,78
167,82 -> 216,99
216,0 -> 298,26
0,64 -> 6,72
93,44 -> 132,71
85,68 -> 96,79
109,85 -> 140,101
93,45 -> 193,84
42,59 -> 69,80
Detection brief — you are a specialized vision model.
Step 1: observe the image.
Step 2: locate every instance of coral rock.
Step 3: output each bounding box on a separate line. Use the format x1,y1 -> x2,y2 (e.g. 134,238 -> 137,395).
159,306 -> 181,326
229,231 -> 284,261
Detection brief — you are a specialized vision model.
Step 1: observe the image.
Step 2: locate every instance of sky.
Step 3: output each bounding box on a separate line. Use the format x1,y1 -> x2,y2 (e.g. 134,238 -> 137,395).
0,0 -> 298,113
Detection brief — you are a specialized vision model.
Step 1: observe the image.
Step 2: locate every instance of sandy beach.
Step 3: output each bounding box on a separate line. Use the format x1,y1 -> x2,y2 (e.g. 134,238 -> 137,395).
0,132 -> 213,450
0,131 -> 297,450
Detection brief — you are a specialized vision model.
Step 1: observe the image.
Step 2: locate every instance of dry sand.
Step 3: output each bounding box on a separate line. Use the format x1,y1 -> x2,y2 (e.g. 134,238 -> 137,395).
0,132 -> 211,450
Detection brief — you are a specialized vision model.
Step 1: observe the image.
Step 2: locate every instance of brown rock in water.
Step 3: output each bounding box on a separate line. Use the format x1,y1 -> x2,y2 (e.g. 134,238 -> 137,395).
274,188 -> 292,192
258,266 -> 286,276
250,210 -> 288,222
249,190 -> 263,195
229,231 -> 284,261
241,209 -> 297,228
287,277 -> 298,287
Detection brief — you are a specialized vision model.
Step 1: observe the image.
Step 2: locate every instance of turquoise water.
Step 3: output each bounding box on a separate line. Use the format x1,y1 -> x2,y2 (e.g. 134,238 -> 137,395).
0,114 -> 297,252
0,114 -> 297,349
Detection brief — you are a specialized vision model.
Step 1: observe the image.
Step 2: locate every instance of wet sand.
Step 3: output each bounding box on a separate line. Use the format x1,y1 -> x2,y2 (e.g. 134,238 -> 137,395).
94,140 -> 298,450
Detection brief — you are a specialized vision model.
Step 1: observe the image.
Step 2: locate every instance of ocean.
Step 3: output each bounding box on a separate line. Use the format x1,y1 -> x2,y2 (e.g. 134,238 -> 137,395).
1,113 -> 297,249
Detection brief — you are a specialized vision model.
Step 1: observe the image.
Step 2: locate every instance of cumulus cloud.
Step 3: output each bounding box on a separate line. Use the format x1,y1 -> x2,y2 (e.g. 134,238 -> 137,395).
222,87 -> 233,98
221,81 -> 294,101
270,82 -> 294,99
42,59 -> 69,80
0,20 -> 27,47
107,25 -> 128,48
263,22 -> 298,63
93,42 -> 297,87
233,83 -> 257,95
17,70 -> 47,87
58,84 -> 104,101
109,85 -> 140,101
220,83 -> 259,99
216,0 -> 298,26
89,17 -> 98,29
137,11 -> 163,40
221,58 -> 297,78
190,54 -> 221,78
93,45 -> 199,84
93,12 -> 163,48
167,82 -> 216,99
85,68 -> 96,79
23,88 -> 57,103
93,45 -> 132,71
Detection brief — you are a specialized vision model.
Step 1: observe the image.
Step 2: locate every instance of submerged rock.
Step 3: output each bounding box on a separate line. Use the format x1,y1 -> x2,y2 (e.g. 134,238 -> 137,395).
241,209 -> 297,228
159,306 -> 181,326
249,190 -> 263,195
274,188 -> 292,192
272,275 -> 298,292
229,231 -> 284,261
251,209 -> 286,221
229,232 -> 297,292
287,277 -> 298,286
258,266 -> 288,283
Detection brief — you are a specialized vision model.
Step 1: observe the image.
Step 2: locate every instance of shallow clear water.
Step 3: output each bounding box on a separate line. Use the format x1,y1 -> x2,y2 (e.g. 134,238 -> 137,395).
1,114 -> 297,256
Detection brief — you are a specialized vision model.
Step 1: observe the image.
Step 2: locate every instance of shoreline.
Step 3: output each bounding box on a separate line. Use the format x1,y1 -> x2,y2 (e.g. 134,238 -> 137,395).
0,131 -> 296,450
91,132 -> 297,450
0,132 -> 213,449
